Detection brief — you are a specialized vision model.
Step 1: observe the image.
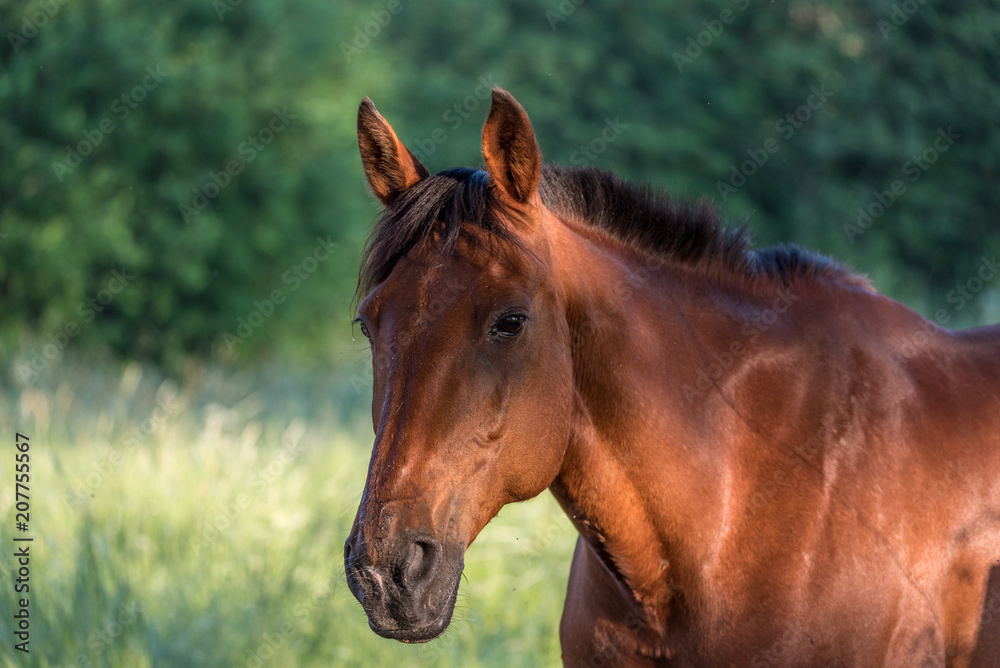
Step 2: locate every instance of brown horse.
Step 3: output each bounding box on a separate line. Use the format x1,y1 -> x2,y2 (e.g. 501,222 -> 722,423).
344,87 -> 1000,666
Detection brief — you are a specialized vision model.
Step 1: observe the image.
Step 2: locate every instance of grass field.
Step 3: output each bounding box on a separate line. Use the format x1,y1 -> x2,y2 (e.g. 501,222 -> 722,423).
0,360 -> 577,667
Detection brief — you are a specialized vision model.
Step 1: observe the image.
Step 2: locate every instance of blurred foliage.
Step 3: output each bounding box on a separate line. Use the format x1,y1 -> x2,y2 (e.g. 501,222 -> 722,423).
0,360 -> 575,666
1,0 -> 998,373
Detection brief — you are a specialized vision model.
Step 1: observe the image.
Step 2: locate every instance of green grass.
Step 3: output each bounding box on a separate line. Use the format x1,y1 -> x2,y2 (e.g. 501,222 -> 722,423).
0,360 -> 577,667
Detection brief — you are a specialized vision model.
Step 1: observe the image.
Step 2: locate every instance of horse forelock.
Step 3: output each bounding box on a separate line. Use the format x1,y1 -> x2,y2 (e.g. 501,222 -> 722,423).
357,168 -> 521,300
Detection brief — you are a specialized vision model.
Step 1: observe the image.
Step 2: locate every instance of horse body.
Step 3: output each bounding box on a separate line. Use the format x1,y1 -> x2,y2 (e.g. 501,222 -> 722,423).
545,209 -> 1000,665
345,88 -> 1000,666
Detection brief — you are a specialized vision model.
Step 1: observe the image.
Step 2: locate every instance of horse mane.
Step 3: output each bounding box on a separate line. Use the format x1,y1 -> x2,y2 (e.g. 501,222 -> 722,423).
357,164 -> 870,296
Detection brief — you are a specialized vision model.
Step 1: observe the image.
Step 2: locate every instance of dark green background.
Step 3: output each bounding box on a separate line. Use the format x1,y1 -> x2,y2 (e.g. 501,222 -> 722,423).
3,0 -> 998,374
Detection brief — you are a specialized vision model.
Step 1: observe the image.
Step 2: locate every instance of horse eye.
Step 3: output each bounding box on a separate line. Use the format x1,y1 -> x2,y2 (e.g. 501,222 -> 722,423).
355,319 -> 371,340
493,314 -> 526,338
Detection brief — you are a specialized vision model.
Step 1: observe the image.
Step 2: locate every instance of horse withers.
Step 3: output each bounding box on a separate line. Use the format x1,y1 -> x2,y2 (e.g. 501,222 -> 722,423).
344,87 -> 1000,666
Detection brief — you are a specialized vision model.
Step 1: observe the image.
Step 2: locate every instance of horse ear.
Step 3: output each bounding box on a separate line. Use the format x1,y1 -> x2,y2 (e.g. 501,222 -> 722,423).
482,88 -> 541,204
358,98 -> 429,206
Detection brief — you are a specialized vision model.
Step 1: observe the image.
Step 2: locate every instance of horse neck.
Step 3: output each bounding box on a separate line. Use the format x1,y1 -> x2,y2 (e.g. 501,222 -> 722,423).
542,211 -> 768,628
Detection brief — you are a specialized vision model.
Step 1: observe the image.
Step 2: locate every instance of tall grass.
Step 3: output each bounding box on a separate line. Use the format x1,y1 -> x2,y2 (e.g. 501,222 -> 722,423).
0,360 -> 576,667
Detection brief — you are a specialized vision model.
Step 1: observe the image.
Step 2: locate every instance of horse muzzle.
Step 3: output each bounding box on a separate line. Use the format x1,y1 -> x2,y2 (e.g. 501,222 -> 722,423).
344,532 -> 463,643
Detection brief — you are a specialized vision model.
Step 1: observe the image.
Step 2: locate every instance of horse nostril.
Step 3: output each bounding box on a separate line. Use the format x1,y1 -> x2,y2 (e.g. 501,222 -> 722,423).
403,539 -> 440,585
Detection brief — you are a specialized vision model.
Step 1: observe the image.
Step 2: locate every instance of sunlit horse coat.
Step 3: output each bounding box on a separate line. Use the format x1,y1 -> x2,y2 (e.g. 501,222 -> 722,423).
345,87 -> 1000,667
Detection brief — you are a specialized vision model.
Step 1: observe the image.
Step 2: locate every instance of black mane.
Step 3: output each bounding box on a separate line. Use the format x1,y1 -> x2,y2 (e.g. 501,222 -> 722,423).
358,164 -> 867,296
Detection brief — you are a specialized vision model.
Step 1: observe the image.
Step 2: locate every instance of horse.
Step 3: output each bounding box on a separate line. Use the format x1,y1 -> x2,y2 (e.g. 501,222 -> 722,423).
344,87 -> 1000,666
